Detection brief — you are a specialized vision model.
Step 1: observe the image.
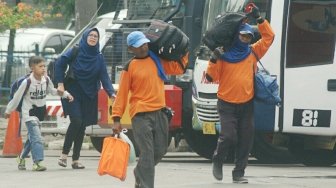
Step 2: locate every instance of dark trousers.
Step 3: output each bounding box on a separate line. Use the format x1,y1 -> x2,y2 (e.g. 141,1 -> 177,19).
61,84 -> 98,161
62,117 -> 86,161
213,99 -> 254,178
132,109 -> 169,188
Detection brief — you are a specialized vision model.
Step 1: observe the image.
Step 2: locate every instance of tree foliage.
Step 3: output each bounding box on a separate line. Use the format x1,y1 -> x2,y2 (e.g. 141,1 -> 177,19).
0,2 -> 43,32
33,0 -> 75,20
33,0 -> 119,19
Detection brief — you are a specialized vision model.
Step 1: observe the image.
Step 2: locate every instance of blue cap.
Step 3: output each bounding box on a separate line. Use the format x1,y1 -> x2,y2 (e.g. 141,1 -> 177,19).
239,23 -> 254,37
127,31 -> 150,47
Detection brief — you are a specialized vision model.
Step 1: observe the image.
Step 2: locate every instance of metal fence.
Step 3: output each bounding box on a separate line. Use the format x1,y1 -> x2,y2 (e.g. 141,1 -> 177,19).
0,50 -> 57,93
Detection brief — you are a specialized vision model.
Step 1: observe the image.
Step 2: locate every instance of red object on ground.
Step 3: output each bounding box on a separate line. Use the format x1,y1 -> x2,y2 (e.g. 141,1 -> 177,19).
1,111 -> 23,157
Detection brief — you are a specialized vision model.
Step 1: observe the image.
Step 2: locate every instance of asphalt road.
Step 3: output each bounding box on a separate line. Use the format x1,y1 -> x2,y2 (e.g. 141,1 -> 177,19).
1,150 -> 336,188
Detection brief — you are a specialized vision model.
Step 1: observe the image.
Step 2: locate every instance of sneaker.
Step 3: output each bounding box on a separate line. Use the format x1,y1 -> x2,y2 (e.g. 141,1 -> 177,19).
58,158 -> 67,167
16,156 -> 26,170
32,162 -> 47,171
233,176 -> 248,184
212,161 -> 223,181
71,162 -> 85,169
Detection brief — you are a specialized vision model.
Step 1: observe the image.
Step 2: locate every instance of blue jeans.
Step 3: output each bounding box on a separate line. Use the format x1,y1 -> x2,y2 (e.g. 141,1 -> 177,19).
20,120 -> 44,163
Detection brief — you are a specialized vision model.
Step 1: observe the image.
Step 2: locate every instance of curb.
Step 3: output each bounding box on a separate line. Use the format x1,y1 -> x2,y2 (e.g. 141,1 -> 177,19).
47,140 -> 91,150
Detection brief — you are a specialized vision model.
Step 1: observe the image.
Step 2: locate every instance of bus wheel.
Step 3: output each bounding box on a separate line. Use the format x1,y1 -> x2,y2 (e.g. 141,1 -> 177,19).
90,136 -> 104,153
251,132 -> 297,164
289,135 -> 336,166
183,128 -> 234,162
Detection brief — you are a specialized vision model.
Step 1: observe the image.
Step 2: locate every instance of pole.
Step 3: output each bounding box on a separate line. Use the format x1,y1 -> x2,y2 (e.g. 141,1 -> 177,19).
75,0 -> 97,34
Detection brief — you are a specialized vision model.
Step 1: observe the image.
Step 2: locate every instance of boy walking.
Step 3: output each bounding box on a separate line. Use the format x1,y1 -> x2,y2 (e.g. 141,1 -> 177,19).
4,56 -> 73,171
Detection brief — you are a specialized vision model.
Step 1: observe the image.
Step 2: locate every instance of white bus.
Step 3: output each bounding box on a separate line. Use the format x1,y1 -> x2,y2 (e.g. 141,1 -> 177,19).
193,0 -> 336,166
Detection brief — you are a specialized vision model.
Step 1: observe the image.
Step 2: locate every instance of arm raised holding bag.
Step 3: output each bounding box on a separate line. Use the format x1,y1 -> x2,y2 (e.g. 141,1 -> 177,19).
206,4 -> 275,183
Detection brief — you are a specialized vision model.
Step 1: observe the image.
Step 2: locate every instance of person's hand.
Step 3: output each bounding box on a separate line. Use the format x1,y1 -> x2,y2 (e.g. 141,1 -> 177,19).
247,3 -> 261,19
109,93 -> 116,100
67,94 -> 74,102
4,113 -> 10,119
57,83 -> 65,96
112,122 -> 122,135
210,47 -> 224,63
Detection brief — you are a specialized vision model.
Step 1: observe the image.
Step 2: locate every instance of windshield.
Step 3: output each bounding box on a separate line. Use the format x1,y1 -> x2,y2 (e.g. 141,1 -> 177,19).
0,33 -> 43,51
64,17 -> 115,52
126,0 -> 182,19
202,0 -> 247,33
202,0 -> 272,34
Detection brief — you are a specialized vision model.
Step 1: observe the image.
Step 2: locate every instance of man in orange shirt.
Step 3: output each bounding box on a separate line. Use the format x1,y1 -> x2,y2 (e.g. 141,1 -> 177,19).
112,31 -> 188,188
206,5 -> 275,183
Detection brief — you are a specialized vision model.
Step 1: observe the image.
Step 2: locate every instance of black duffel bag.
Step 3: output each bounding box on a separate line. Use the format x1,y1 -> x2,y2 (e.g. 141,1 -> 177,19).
202,12 -> 247,51
144,19 -> 189,61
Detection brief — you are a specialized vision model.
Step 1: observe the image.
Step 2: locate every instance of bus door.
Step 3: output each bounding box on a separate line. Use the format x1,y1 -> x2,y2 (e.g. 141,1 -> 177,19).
282,0 -> 336,135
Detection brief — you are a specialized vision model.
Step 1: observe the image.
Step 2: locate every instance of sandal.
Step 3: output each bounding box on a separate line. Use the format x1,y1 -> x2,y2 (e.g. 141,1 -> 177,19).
58,158 -> 67,167
72,162 -> 85,169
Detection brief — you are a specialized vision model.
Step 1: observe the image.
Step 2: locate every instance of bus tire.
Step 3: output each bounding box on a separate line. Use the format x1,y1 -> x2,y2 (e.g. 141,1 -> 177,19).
289,135 -> 336,166
90,131 -> 171,156
90,136 -> 104,153
251,132 -> 297,164
183,128 -> 234,162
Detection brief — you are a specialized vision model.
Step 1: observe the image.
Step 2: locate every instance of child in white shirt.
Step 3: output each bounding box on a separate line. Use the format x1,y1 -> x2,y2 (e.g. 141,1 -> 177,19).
4,56 -> 73,171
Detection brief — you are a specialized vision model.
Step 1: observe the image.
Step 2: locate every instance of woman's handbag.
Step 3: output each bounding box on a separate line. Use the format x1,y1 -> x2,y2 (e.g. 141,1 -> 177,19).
251,49 -> 281,106
97,135 -> 130,181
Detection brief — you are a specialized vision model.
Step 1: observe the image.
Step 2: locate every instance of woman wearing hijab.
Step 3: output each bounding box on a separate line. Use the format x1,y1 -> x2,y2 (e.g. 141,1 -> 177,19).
206,5 -> 275,183
55,28 -> 115,169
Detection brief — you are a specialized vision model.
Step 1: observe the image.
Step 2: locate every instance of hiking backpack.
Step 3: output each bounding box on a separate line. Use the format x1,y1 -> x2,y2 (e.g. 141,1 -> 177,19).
47,45 -> 79,87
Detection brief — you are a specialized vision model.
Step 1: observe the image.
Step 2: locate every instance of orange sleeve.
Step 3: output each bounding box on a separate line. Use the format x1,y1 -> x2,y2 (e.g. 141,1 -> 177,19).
206,60 -> 221,82
161,53 -> 189,75
112,70 -> 131,119
251,20 -> 275,59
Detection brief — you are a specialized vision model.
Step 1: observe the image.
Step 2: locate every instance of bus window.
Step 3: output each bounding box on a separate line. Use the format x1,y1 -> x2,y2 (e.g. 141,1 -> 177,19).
286,1 -> 336,67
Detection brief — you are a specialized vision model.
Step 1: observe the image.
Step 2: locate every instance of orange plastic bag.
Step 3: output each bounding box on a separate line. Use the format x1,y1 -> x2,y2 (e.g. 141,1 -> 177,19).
97,136 -> 130,181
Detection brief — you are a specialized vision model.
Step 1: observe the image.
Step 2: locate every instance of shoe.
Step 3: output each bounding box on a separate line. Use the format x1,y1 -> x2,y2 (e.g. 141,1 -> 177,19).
212,161 -> 223,180
16,156 -> 26,170
58,158 -> 67,167
32,162 -> 47,171
71,162 -> 85,169
233,176 -> 248,184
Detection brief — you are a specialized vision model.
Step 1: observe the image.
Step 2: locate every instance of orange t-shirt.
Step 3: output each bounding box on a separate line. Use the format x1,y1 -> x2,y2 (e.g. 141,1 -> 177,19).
112,54 -> 189,119
206,20 -> 275,104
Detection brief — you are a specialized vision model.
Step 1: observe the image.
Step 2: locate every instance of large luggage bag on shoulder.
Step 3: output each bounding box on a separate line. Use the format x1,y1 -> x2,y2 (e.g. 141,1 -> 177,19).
202,12 -> 247,51
144,19 -> 189,61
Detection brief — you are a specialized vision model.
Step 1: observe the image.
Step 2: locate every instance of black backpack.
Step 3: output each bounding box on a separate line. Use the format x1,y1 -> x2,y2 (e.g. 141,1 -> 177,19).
47,45 -> 79,87
144,19 -> 189,61
202,12 -> 247,51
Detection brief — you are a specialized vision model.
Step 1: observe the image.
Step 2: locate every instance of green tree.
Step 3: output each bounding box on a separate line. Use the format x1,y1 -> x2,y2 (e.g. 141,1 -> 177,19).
33,0 -> 75,20
0,2 -> 43,32
0,1 -> 44,88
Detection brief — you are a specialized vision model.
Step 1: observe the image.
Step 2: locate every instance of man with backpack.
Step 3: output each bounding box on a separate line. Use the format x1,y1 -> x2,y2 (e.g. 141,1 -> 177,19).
4,56 -> 73,171
205,4 -> 275,183
111,31 -> 189,188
